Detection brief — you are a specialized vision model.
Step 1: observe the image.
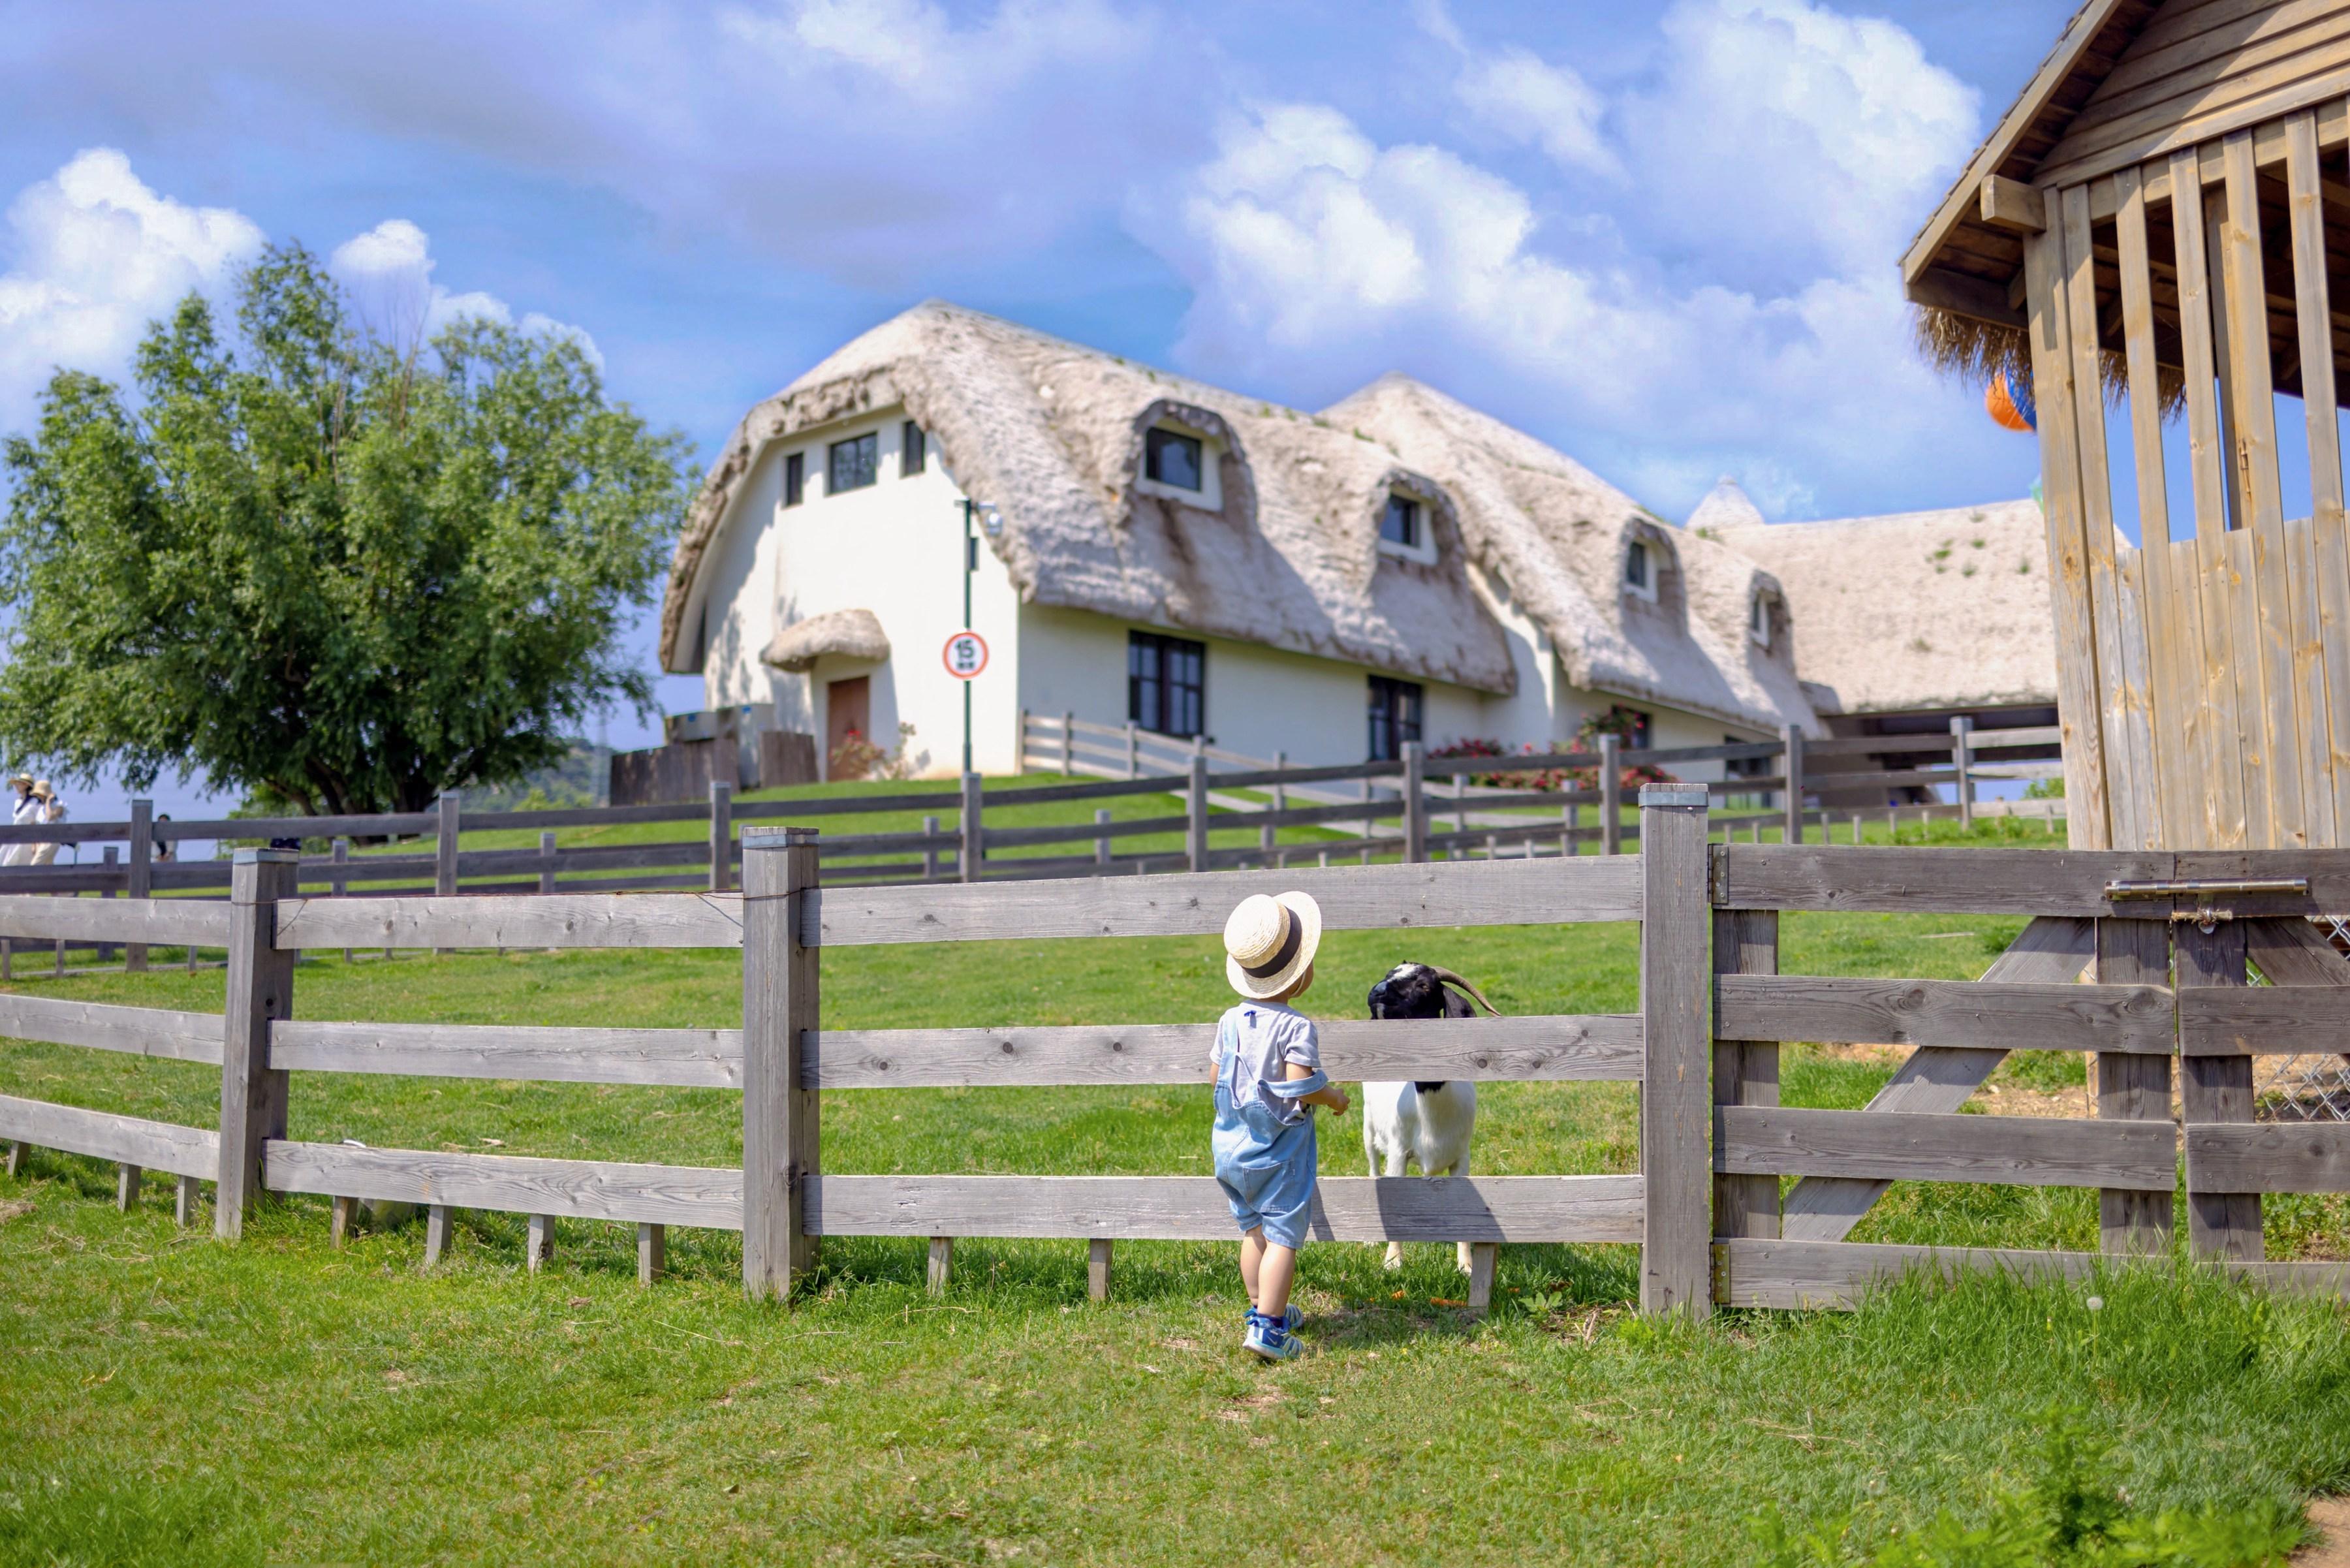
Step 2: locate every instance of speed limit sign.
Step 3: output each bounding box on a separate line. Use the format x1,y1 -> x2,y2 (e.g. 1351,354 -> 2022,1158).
942,629 -> 989,680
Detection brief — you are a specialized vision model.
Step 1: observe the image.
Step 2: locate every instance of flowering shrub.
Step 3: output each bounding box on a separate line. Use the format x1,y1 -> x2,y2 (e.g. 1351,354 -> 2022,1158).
1429,713 -> 1671,793
828,721 -> 922,781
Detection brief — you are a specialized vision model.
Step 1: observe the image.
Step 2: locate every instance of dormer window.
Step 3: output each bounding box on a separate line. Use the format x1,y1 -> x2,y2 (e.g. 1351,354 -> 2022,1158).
1377,492 -> 1439,564
1145,428 -> 1202,491
1625,539 -> 1657,602
1750,593 -> 1772,648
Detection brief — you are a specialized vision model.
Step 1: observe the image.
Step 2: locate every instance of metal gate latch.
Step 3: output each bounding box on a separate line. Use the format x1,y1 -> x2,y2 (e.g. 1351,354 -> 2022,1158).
2103,876 -> 2309,933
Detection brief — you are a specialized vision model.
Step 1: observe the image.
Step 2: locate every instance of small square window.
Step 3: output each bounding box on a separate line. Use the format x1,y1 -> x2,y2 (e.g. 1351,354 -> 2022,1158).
902,420 -> 926,477
1381,495 -> 1421,548
1625,540 -> 1649,590
828,433 -> 878,494
783,452 -> 804,507
1144,428 -> 1203,492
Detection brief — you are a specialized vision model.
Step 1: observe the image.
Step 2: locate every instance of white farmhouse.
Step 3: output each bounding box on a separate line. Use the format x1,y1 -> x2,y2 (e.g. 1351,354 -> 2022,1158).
661,302 -> 2056,783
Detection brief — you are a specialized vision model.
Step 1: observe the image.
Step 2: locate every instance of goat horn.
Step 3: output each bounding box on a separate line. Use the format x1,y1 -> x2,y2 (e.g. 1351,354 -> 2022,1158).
1423,966 -> 1501,1016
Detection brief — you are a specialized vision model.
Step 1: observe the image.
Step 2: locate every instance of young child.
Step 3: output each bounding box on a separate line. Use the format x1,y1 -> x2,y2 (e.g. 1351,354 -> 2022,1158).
1214,891 -> 1349,1362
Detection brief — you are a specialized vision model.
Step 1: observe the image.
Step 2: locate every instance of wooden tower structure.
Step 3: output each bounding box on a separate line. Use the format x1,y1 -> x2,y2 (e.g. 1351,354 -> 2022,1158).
1905,1 -> 2350,851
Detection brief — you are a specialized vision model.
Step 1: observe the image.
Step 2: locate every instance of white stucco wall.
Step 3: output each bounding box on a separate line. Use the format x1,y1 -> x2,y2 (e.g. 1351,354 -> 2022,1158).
690,407 -> 1024,778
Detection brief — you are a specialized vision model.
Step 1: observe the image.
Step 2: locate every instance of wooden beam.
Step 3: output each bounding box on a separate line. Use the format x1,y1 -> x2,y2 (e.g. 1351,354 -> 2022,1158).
272,893 -> 747,952
216,851 -> 296,1240
262,1139 -> 743,1229
0,1093 -> 216,1181
2096,918 -> 2174,1256
743,827 -> 819,1300
1715,1237 -> 2099,1311
2178,921 -> 2264,1261
2187,1122 -> 2350,1192
1638,785 -> 1712,1318
1716,974 -> 2172,1055
269,1021 -> 743,1088
1981,174 -> 2047,233
1719,1105 -> 2176,1191
1712,908 -> 1779,1244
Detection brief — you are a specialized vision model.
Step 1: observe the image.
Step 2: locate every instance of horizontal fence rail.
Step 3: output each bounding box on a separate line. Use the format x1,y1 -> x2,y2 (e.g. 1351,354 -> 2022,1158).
0,1093 -> 217,1181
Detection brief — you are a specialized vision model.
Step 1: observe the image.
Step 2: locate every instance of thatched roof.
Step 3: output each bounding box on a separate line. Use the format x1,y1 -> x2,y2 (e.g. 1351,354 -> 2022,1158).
1700,482 -> 2058,717
762,607 -> 889,672
1323,381 -> 1817,734
663,303 -> 1517,695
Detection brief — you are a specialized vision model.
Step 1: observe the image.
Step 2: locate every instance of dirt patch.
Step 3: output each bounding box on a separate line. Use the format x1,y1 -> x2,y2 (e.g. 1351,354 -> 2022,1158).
2296,1497 -> 2350,1566
0,1199 -> 31,1225
1970,1080 -> 2095,1119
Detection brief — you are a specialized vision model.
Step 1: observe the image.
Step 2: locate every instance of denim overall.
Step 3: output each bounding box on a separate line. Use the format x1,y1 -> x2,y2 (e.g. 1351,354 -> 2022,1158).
1211,1026 -> 1328,1250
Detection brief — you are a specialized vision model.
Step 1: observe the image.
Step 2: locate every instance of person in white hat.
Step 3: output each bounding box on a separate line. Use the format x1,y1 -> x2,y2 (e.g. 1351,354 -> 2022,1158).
1,775 -> 31,868
1212,890 -> 1348,1362
24,781 -> 61,867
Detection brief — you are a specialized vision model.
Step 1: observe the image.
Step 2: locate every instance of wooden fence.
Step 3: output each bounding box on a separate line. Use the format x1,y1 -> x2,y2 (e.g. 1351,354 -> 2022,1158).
0,724 -> 2071,943
1710,844 -> 2350,1308
0,786 -> 1717,1315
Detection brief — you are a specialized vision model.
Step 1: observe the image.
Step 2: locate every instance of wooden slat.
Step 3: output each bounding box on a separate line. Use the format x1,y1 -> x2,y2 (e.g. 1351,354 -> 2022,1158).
2025,191 -> 2114,845
1639,791 -> 1712,1316
2066,180 -> 2156,852
0,994 -> 222,1063
2224,130 -> 2287,529
0,894 -> 232,947
1714,1237 -> 2099,1311
1780,917 -> 2103,1243
2164,536 -> 2223,847
2062,5 -> 2350,148
268,1021 -> 743,1086
1712,907 -> 1780,1243
2186,1122 -> 2350,1191
2317,509 -> 2350,851
2285,515 -> 2336,843
2096,917 -> 2175,1256
806,1014 -> 1641,1090
2115,547 -> 2168,849
1714,845 -> 2172,916
261,1139 -> 744,1228
2170,147 -> 2230,538
2287,108 -> 2346,505
802,1174 -> 1644,1244
2253,514 -> 2310,846
1716,975 -> 2172,1054
2181,983 -> 2350,1050
2200,529 -> 2252,845
2037,42 -> 2350,189
272,893 -> 747,951
2244,911 -> 2350,984
2178,920 -> 2265,1261
0,1093 -> 217,1180
2223,529 -> 2278,847
2230,1259 -> 2350,1298
810,854 -> 1644,947
1719,1106 -> 2176,1191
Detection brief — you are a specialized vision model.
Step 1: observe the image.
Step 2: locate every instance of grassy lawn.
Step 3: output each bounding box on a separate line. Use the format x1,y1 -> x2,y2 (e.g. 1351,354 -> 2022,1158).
5,835 -> 2345,1564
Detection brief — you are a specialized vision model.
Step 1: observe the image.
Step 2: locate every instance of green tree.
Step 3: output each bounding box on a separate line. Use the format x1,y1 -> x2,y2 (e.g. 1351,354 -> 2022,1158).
0,245 -> 691,815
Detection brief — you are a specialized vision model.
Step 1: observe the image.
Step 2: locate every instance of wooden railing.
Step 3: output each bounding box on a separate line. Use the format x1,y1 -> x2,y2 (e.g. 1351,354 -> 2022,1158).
0,787 -> 1716,1314
1710,844 -> 2350,1308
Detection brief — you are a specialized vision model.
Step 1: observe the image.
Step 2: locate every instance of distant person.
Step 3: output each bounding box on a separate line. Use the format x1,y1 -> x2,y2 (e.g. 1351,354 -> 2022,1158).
3,774 -> 33,867
26,783 -> 63,867
152,813 -> 174,864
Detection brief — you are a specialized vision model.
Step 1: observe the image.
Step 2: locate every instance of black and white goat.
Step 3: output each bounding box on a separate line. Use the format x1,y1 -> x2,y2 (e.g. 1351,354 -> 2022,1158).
1363,962 -> 1499,1274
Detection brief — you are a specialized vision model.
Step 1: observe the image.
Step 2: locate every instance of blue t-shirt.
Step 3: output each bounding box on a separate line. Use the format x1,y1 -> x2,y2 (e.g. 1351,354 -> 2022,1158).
1213,1001 -> 1322,1126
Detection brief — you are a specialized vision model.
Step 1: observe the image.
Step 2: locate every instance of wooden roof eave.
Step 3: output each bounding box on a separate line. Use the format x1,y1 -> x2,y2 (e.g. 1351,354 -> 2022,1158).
1901,0 -> 2144,300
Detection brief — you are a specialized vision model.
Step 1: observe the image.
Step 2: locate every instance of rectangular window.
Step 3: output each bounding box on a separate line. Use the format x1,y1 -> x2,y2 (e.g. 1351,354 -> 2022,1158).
1128,631 -> 1206,738
1367,675 -> 1424,762
1381,495 -> 1421,548
1625,540 -> 1649,590
901,420 -> 926,477
828,432 -> 878,494
1608,705 -> 1652,750
1144,428 -> 1203,491
783,452 -> 804,507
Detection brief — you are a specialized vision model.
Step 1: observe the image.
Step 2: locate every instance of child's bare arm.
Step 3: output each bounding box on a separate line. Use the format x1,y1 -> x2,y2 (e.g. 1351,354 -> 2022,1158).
1284,1059 -> 1349,1115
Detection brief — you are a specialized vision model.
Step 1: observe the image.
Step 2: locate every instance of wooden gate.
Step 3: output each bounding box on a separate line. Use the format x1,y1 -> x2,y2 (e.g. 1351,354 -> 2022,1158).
1710,845 -> 2350,1307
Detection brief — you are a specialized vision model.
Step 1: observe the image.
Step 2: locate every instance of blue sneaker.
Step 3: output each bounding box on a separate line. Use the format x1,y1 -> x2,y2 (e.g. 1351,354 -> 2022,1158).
1244,1314 -> 1303,1362
1246,1304 -> 1303,1332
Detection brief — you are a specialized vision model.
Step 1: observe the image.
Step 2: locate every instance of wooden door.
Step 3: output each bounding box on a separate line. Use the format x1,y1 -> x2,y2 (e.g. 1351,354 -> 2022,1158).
826,676 -> 871,778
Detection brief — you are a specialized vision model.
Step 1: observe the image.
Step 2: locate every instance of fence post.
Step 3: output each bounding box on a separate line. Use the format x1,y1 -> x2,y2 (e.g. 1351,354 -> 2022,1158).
330,839 -> 351,963
1713,905 -> 1780,1247
1563,800 -> 1578,857
709,780 -> 734,893
1402,742 -> 1428,863
435,791 -> 459,958
127,798 -> 151,971
1187,754 -> 1210,873
742,826 -> 819,1300
98,847 -> 118,966
1096,809 -> 1113,869
1126,723 -> 1139,779
216,849 -> 298,1241
2095,918 -> 2173,1257
922,815 -> 940,883
2178,922 -> 2263,1261
960,773 -> 983,883
537,832 -> 557,896
1599,734 -> 1622,855
1950,715 -> 1974,829
1779,725 -> 1804,845
1062,711 -> 1075,776
1272,751 -> 1288,815
1638,783 -> 1710,1317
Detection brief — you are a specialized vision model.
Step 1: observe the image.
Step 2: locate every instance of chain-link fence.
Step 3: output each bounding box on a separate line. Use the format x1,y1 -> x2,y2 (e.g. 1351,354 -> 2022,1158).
2257,917 -> 2350,1123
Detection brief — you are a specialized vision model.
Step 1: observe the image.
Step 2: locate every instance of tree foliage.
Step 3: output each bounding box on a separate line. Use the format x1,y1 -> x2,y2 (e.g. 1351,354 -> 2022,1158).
0,245 -> 690,814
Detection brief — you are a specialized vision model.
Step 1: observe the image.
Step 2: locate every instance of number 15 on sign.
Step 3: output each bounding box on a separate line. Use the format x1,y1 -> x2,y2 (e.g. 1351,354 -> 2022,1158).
943,630 -> 989,680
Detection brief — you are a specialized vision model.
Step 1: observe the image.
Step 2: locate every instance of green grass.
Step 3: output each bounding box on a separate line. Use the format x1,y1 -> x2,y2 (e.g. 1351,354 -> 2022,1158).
4,851 -> 2345,1564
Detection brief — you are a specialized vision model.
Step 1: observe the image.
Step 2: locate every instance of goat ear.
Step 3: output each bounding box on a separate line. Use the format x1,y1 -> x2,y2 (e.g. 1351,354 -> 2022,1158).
1424,966 -> 1500,1016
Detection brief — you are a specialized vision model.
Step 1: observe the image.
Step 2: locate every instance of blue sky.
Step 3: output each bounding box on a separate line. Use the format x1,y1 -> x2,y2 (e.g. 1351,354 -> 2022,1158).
0,0 -> 2075,819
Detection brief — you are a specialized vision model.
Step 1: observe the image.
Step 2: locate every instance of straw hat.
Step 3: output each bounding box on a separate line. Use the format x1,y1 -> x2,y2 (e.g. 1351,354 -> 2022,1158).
1223,891 -> 1322,1000
6,774 -> 28,789
31,779 -> 51,799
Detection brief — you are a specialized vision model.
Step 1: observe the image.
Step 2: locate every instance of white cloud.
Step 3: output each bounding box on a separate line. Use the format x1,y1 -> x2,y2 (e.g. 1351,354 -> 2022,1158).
1414,1 -> 1617,179
0,148 -> 262,433
328,218 -> 598,366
